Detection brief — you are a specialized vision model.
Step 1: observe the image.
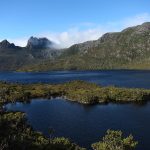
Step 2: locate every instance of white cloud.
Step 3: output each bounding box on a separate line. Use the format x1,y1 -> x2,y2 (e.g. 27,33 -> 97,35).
121,13 -> 150,28
5,13 -> 150,48
38,13 -> 150,48
7,37 -> 28,47
40,27 -> 108,48
105,13 -> 150,32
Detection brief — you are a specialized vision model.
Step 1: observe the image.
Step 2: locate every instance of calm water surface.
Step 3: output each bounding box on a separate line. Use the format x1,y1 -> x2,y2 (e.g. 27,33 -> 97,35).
5,98 -> 150,150
3,70 -> 150,149
0,70 -> 150,88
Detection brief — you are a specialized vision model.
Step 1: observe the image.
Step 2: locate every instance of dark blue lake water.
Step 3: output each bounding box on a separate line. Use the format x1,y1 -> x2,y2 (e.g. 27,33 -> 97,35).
5,98 -> 150,150
1,70 -> 150,88
2,70 -> 150,150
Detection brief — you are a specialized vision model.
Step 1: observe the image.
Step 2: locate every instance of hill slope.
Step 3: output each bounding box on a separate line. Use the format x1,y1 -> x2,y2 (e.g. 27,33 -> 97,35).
21,22 -> 150,71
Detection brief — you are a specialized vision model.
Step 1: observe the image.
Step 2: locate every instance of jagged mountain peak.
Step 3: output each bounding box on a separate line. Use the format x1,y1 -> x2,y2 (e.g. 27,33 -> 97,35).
0,39 -> 16,49
26,36 -> 55,50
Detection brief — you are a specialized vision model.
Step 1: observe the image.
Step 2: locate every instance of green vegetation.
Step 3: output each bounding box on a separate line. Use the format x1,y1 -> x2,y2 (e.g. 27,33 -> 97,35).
0,80 -> 140,149
0,111 -> 138,150
64,81 -> 150,104
92,130 -> 138,150
0,80 -> 150,105
0,112 -> 85,150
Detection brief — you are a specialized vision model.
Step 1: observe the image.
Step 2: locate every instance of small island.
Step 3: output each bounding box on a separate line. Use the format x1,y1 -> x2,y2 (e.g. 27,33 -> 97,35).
0,80 -> 150,106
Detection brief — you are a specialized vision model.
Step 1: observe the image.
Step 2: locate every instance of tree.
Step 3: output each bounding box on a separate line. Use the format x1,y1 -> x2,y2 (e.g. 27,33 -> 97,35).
91,130 -> 138,150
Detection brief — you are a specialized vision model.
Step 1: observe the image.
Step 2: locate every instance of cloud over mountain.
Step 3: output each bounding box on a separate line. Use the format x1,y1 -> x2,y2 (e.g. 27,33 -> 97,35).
5,13 -> 150,48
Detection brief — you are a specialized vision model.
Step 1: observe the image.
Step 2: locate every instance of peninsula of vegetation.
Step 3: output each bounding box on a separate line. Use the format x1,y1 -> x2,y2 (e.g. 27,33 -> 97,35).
0,80 -> 150,106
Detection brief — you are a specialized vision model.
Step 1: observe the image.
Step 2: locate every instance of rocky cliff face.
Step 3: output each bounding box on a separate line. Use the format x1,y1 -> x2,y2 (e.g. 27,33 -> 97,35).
0,37 -> 61,70
0,40 -> 17,49
26,37 -> 61,59
26,37 -> 55,49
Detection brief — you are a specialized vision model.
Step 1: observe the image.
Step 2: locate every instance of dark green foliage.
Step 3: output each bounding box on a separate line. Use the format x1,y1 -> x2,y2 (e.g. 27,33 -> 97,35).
0,112 -> 85,150
0,80 -> 150,105
91,130 -> 138,150
0,112 -> 137,150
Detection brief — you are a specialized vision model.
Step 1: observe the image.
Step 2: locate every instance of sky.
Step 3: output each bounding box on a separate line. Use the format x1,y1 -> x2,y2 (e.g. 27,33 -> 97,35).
0,0 -> 150,48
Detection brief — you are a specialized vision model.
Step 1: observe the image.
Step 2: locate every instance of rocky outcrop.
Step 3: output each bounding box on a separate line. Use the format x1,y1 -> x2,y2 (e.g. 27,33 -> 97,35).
0,37 -> 61,70
26,37 -> 55,50
0,40 -> 16,49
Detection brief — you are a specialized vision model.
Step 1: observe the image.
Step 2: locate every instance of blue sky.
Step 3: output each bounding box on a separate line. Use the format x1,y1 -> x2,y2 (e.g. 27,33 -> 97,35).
0,0 -> 150,47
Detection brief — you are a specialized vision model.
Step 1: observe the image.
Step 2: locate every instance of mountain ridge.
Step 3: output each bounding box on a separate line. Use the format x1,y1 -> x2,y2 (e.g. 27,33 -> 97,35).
0,22 -> 150,71
20,22 -> 150,71
0,37 -> 61,70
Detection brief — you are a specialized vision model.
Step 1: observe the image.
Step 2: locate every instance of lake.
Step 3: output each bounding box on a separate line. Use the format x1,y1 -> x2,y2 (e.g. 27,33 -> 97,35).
5,98 -> 150,150
2,70 -> 150,150
1,70 -> 150,88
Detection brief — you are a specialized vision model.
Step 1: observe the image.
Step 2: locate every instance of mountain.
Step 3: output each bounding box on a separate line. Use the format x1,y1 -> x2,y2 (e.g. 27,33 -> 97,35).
1,22 -> 150,71
26,37 -> 61,59
0,40 -> 17,49
26,37 -> 55,49
0,37 -> 60,70
20,22 -> 150,71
